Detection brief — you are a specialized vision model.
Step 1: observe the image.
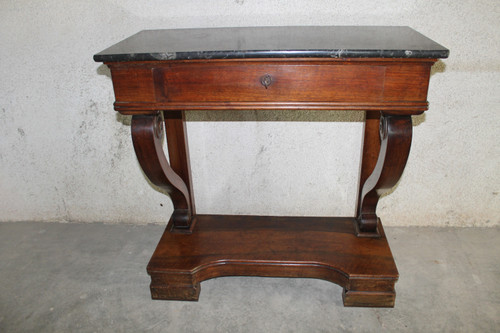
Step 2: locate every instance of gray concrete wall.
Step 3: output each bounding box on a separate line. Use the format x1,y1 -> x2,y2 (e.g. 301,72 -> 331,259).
0,1 -> 499,226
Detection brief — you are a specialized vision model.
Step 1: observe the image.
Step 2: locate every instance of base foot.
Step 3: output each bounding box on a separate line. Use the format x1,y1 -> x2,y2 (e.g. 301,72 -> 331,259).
342,289 -> 395,307
149,271 -> 200,300
150,281 -> 200,301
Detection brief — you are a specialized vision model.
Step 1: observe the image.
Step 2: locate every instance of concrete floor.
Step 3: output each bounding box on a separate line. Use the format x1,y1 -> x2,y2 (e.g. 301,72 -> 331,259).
0,222 -> 498,332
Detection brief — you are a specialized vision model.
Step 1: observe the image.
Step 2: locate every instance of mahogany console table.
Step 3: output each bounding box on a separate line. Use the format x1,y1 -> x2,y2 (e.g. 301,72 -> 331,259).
94,26 -> 448,307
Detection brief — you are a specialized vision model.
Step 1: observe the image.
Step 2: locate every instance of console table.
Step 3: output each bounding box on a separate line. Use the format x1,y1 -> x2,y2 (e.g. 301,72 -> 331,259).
94,26 -> 448,307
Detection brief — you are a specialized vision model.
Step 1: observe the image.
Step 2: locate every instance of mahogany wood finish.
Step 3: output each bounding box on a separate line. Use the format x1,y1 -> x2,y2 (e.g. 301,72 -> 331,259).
164,111 -> 196,217
131,113 -> 193,229
356,115 -> 413,236
359,111 -> 382,188
148,215 -> 398,306
95,27 -> 448,307
104,56 -> 438,307
108,59 -> 433,114
356,111 -> 381,222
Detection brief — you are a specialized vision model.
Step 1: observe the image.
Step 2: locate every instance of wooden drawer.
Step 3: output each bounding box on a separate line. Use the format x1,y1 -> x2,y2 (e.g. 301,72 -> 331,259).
154,62 -> 386,103
109,59 -> 434,114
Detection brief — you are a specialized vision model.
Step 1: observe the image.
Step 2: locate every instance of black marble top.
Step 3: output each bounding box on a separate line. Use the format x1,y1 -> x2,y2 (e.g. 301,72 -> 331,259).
94,26 -> 449,62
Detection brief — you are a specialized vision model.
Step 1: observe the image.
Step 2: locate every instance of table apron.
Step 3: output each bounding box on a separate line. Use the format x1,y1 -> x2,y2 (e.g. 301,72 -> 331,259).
107,59 -> 434,114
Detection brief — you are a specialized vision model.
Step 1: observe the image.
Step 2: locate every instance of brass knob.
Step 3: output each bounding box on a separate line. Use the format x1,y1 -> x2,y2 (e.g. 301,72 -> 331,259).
260,74 -> 273,89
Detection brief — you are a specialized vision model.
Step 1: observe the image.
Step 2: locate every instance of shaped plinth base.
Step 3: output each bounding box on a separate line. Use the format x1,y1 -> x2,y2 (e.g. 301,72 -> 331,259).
343,289 -> 396,307
147,215 -> 398,307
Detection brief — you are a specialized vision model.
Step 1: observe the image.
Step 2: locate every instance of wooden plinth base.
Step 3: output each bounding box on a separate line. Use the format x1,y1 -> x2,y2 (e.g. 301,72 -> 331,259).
147,215 -> 398,307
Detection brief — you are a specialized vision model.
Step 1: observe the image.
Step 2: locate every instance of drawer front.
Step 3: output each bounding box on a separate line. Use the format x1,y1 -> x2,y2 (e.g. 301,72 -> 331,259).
109,59 -> 434,114
154,62 -> 386,103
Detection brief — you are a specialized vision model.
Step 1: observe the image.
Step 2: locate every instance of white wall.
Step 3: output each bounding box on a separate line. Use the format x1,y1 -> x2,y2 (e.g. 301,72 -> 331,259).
0,0 -> 498,227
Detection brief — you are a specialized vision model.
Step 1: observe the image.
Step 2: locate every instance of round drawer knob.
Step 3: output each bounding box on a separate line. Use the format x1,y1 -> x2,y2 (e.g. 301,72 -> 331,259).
260,74 -> 273,89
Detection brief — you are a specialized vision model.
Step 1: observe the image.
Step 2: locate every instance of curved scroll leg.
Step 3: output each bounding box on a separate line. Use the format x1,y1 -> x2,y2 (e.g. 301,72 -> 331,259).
131,112 -> 193,230
356,114 -> 413,237
357,111 -> 381,195
164,111 -> 196,216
